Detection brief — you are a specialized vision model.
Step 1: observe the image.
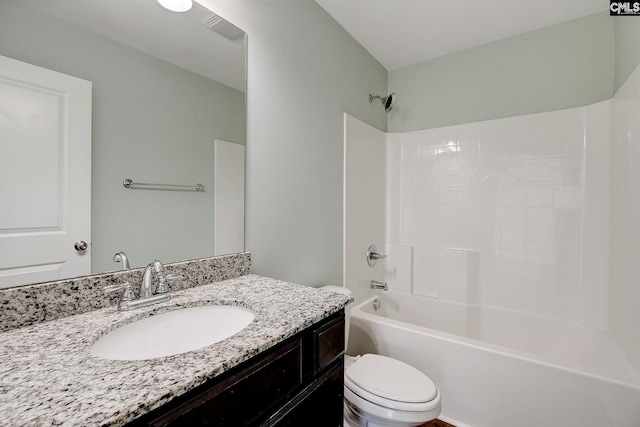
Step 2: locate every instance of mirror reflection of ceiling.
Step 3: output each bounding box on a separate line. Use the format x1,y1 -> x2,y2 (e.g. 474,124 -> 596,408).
19,0 -> 245,91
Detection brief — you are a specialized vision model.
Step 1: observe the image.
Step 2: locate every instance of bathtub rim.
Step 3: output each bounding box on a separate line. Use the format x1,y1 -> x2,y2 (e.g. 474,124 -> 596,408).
350,295 -> 640,390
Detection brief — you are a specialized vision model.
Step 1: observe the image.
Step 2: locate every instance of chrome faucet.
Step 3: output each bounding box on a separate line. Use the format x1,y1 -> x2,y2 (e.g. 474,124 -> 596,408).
370,280 -> 388,291
113,251 -> 130,270
141,260 -> 167,298
104,259 -> 183,311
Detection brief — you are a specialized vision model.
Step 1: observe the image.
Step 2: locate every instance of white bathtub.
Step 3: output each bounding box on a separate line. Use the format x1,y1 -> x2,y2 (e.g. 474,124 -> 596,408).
348,293 -> 640,427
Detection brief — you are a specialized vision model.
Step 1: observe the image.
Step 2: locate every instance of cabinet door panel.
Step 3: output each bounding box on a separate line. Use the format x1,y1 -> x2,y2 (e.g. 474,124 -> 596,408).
315,317 -> 345,373
149,340 -> 302,427
268,360 -> 344,427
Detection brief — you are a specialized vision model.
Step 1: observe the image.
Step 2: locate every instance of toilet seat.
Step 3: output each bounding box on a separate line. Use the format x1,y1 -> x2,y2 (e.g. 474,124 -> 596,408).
345,354 -> 440,412
344,386 -> 440,425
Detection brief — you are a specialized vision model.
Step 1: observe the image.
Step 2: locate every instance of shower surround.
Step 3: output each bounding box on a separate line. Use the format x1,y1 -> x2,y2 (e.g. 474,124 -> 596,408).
385,101 -> 610,329
343,64 -> 640,425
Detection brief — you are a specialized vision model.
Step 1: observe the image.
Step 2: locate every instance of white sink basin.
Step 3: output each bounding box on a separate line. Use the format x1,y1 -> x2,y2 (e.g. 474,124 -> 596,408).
91,305 -> 255,360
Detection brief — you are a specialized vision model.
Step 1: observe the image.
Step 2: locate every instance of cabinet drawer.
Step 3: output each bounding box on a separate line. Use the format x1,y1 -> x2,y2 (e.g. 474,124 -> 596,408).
148,340 -> 302,426
314,317 -> 345,373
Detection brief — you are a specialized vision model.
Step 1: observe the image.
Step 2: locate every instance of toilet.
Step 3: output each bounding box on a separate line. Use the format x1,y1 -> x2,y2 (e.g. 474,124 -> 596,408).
320,286 -> 441,427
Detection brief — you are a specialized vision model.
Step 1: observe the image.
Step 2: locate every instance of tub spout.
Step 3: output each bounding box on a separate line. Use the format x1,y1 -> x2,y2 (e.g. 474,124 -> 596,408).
370,280 -> 388,291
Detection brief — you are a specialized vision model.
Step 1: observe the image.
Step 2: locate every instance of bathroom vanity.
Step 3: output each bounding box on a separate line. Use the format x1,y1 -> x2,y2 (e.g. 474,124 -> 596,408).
130,310 -> 345,426
0,269 -> 351,426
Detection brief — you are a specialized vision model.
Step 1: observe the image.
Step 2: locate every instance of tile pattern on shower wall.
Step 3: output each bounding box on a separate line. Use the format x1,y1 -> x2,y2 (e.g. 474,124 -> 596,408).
390,108 -> 593,320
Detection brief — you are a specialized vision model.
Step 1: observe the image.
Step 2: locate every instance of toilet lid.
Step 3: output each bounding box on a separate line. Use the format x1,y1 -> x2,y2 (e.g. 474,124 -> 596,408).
345,354 -> 438,404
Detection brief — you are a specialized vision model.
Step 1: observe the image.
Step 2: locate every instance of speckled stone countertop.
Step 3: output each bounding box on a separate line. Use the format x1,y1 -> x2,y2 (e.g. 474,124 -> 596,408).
0,274 -> 351,426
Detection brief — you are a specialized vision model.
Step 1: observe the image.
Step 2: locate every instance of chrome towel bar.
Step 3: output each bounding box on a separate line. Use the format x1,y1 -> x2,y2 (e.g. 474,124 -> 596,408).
122,178 -> 204,192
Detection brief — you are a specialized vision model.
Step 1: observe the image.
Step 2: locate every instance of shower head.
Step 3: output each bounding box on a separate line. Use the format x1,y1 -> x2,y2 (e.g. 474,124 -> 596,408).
369,93 -> 396,112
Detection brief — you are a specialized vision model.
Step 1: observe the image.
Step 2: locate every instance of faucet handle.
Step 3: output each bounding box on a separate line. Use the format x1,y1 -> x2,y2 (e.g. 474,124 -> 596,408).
366,245 -> 388,267
104,281 -> 137,302
155,273 -> 186,294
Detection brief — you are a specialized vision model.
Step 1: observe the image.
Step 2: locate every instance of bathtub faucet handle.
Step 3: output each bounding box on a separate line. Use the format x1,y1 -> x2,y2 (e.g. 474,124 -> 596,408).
367,245 -> 387,267
370,280 -> 388,291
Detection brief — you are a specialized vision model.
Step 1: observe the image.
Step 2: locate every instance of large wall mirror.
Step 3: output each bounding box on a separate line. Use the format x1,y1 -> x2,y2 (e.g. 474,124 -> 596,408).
0,0 -> 247,288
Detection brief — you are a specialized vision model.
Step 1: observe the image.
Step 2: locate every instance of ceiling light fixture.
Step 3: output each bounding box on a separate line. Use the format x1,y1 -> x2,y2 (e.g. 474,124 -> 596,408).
157,0 -> 193,13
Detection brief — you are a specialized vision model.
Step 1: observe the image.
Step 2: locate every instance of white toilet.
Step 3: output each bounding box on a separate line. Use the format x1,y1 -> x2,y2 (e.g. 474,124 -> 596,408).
321,286 -> 441,427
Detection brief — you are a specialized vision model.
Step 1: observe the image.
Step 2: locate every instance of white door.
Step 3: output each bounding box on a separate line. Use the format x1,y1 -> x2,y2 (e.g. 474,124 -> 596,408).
213,139 -> 245,255
0,55 -> 92,288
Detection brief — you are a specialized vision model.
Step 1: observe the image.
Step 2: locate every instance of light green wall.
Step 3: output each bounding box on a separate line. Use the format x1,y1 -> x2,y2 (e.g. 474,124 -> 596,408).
614,17 -> 640,93
0,1 -> 245,273
388,12 -> 614,132
200,0 -> 388,286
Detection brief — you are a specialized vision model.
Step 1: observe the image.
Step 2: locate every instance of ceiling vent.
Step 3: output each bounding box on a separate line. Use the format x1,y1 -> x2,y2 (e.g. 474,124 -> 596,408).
202,13 -> 244,41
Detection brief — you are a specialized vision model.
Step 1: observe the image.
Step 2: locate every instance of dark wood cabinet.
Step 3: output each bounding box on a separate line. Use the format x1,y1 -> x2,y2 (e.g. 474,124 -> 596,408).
129,310 -> 345,427
264,361 -> 344,427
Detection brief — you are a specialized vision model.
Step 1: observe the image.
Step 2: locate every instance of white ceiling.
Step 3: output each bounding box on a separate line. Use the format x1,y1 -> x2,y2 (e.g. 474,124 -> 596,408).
314,0 -> 608,71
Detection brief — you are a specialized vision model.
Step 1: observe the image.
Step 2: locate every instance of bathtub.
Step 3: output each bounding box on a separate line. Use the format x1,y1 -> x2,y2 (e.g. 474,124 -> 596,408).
348,293 -> 640,427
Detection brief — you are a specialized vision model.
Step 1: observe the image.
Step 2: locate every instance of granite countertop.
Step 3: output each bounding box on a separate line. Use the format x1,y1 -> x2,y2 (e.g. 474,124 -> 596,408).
0,274 -> 351,426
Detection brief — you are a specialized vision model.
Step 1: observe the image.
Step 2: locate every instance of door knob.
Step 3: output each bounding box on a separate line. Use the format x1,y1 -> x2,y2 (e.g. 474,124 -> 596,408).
74,241 -> 88,251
